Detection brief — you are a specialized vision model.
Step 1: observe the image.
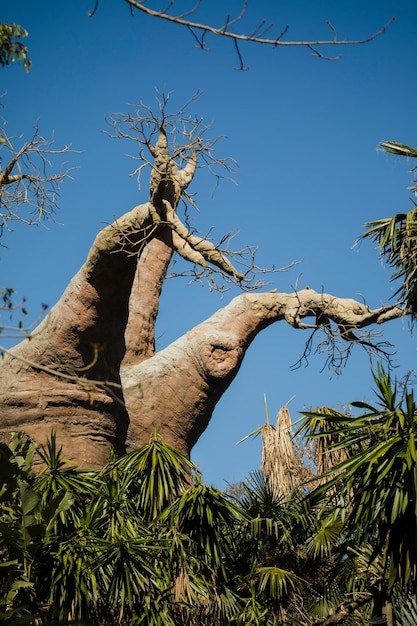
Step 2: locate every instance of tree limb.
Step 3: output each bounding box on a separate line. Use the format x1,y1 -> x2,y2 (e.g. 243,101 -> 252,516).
121,289 -> 406,455
0,120 -> 73,233
121,0 -> 395,65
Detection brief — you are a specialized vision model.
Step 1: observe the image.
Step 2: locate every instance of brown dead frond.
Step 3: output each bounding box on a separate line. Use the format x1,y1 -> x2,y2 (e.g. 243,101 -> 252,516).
261,406 -> 297,500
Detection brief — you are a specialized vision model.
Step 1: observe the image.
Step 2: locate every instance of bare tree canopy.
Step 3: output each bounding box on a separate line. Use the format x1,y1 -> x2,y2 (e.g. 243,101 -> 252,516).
0,119 -> 73,236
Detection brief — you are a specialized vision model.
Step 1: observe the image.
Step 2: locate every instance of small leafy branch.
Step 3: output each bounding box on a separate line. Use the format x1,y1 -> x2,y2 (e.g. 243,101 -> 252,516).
0,23 -> 31,72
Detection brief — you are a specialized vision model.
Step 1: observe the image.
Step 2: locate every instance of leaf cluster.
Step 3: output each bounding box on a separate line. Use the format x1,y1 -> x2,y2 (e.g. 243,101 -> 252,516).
0,23 -> 31,72
4,366 -> 417,625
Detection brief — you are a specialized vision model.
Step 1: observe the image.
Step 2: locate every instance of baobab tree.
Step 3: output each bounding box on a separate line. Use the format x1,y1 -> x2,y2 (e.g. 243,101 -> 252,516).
0,96 -> 407,467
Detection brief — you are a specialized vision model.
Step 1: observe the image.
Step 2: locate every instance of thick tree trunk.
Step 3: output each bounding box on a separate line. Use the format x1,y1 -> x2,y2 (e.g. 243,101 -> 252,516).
0,203 -> 151,465
0,126 -> 407,467
0,263 -> 404,467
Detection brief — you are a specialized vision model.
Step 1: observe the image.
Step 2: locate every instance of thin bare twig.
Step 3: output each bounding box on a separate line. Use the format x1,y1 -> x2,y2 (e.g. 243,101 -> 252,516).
0,119 -> 74,235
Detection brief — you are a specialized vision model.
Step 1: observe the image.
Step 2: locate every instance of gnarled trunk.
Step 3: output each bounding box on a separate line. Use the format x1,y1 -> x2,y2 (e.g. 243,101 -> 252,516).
0,126 -> 406,467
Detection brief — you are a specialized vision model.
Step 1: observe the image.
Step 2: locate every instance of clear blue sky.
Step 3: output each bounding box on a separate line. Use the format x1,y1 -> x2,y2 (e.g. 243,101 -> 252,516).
2,0 -> 417,487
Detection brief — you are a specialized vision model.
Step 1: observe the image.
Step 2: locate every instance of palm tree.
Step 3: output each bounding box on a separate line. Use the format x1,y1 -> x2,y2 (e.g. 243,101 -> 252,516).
0,432 -> 77,624
300,364 -> 417,623
361,140 -> 417,315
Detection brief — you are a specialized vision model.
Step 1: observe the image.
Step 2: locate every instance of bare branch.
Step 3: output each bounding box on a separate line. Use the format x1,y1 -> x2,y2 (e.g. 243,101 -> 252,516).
0,298 -> 48,342
0,119 -> 74,236
103,92 -> 273,290
177,0 -> 203,21
242,288 -> 407,373
121,0 -> 395,66
105,92 -> 236,189
233,38 -> 249,72
326,20 -> 338,42
166,232 -> 299,293
163,198 -> 245,279
291,320 -> 396,375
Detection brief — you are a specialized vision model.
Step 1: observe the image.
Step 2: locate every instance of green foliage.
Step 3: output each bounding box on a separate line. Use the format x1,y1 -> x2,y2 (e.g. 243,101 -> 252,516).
4,393 -> 417,625
361,140 -> 417,315
111,429 -> 194,522
301,364 -> 417,594
257,567 -> 303,600
0,24 -> 31,72
362,208 -> 417,314
395,594 -> 417,625
3,430 -> 294,624
0,433 -> 73,622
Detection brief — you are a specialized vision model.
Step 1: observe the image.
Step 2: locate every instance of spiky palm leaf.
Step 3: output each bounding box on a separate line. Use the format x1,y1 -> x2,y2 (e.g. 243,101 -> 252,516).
361,140 -> 417,315
112,429 -> 195,522
394,593 -> 417,625
304,364 -> 417,592
361,208 -> 417,314
380,140 -> 417,161
258,566 -> 304,600
304,510 -> 344,560
158,480 -> 246,574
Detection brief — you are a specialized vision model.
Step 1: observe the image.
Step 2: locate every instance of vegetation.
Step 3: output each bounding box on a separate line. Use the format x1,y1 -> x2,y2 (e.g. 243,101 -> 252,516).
0,23 -> 31,72
0,429 -> 297,625
1,363 -> 417,625
1,9 -> 417,626
361,141 -> 417,317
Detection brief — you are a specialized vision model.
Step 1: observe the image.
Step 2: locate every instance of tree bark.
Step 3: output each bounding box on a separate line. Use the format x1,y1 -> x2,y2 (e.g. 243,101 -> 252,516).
0,126 -> 407,467
0,246 -> 405,466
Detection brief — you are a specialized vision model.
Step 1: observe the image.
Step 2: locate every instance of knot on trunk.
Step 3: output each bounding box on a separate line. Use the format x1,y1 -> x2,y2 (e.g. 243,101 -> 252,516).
198,334 -> 242,379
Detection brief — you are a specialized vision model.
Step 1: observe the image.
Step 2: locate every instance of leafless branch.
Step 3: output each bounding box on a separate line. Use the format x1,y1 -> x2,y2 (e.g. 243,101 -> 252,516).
105,91 -> 237,189
286,288 -> 403,373
166,230 -> 299,292
103,92 -> 281,289
291,319 -> 396,375
0,118 -> 74,236
114,0 -> 395,68
0,287 -> 49,342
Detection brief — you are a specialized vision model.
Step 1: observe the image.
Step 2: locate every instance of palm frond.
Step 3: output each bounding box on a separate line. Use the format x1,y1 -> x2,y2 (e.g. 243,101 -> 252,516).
304,511 -> 344,559
393,592 -> 417,625
257,566 -> 304,600
112,429 -> 195,521
359,140 -> 417,315
380,141 -> 417,159
305,365 -> 417,591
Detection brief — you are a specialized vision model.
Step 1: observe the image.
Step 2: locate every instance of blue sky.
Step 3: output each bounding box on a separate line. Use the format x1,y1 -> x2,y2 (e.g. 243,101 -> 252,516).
2,0 -> 417,487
